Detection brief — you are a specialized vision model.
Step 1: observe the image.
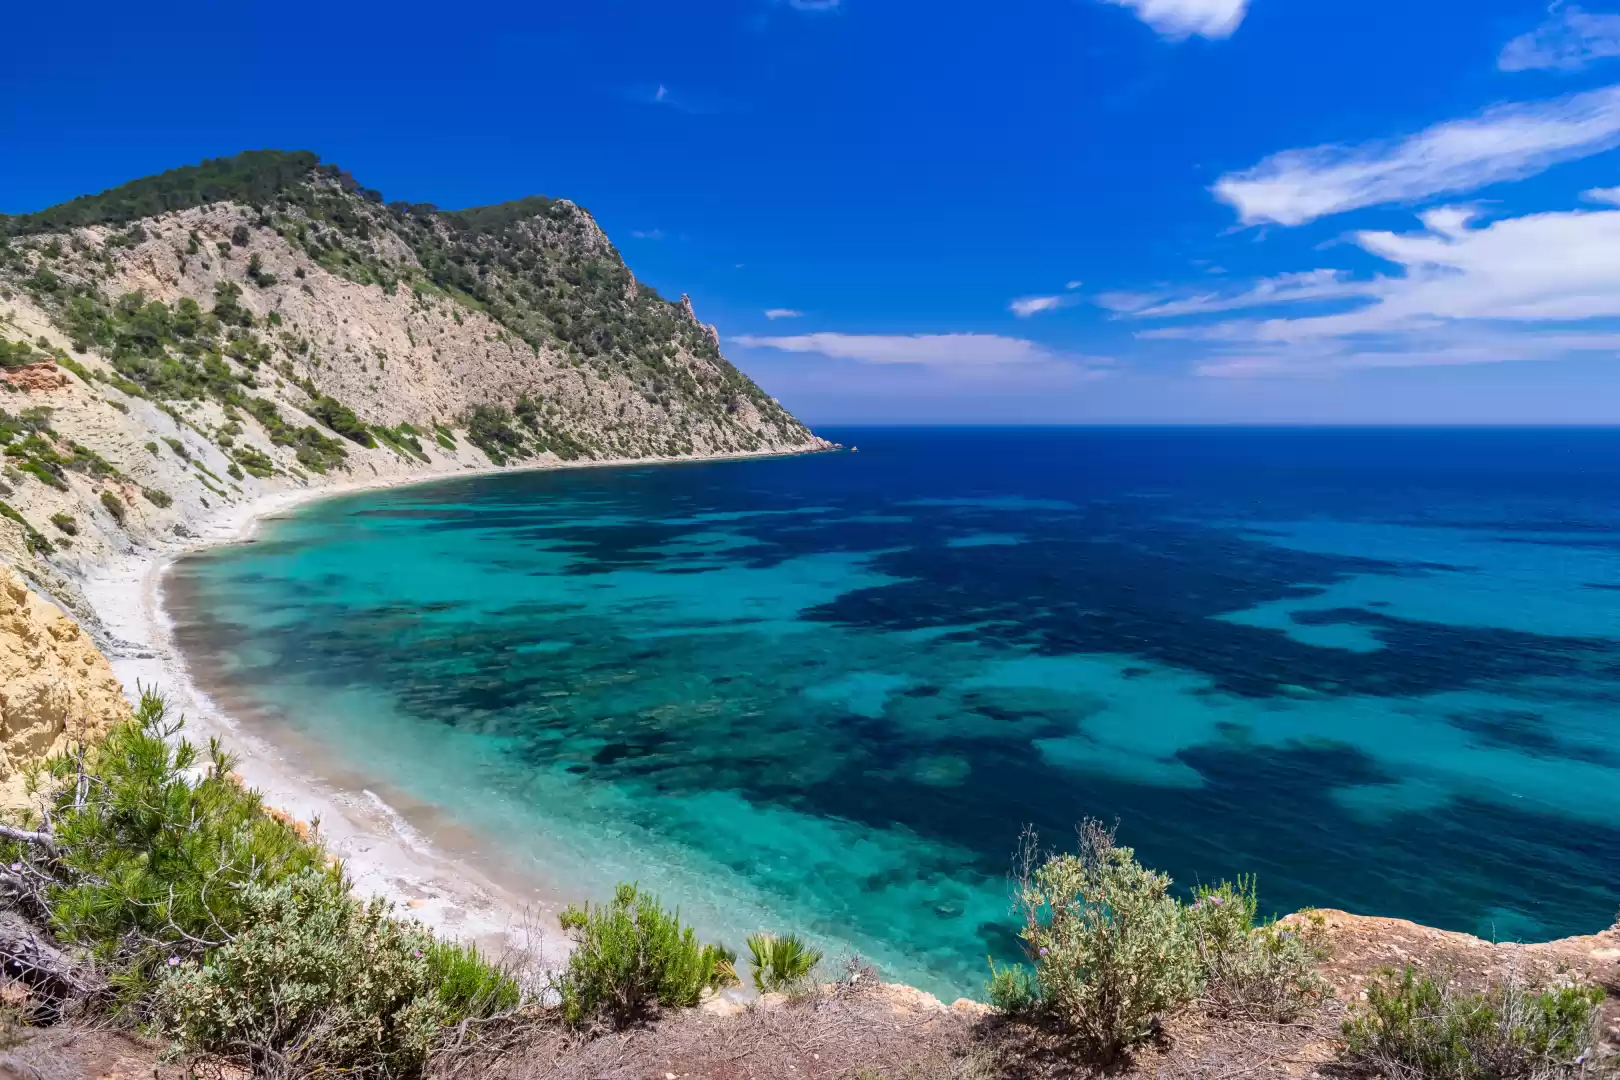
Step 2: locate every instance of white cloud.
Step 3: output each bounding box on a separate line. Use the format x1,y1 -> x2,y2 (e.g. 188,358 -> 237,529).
654,85 -> 669,102
786,0 -> 841,9
1214,84 -> 1620,226
731,332 -> 1107,371
764,308 -> 803,319
1097,269 -> 1374,318
1149,201 -> 1620,374
1500,4 -> 1620,72
1009,295 -> 1067,317
1098,0 -> 1249,40
629,228 -> 666,240
1065,280 -> 1083,290
1582,184 -> 1620,203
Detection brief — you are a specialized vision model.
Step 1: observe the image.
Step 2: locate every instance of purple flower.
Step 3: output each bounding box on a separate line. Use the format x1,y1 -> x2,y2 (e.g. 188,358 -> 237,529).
1209,897 -> 1223,906
1038,947 -> 1049,957
167,956 -> 181,967
413,949 -> 422,958
8,863 -> 20,872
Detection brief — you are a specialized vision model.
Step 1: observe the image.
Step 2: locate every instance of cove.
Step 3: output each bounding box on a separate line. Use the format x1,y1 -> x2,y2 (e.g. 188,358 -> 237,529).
165,427 -> 1620,997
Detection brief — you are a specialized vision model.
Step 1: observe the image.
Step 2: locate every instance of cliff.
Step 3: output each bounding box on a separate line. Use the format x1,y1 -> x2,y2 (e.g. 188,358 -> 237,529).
0,567 -> 126,808
0,150 -> 826,613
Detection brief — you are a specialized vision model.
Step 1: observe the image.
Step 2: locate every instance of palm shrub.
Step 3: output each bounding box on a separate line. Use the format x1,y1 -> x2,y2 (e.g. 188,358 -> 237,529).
1010,821 -> 1201,1056
985,959 -> 1038,1013
1343,966 -> 1606,1080
556,883 -> 738,1026
745,932 -> 822,993
1185,876 -> 1330,1020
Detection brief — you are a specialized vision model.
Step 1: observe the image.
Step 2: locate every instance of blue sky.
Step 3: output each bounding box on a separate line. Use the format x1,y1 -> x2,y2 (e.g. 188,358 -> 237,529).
7,0 -> 1620,423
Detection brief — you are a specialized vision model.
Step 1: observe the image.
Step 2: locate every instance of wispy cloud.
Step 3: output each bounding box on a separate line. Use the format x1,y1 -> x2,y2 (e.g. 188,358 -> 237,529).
627,82 -> 711,114
764,308 -> 803,319
1009,295 -> 1068,317
1097,270 -> 1374,318
1097,0 -> 1250,39
1500,4 -> 1620,72
629,228 -> 666,240
785,0 -> 841,9
1214,84 -> 1620,226
1151,201 -> 1620,374
732,332 -> 1111,373
1584,184 -> 1620,203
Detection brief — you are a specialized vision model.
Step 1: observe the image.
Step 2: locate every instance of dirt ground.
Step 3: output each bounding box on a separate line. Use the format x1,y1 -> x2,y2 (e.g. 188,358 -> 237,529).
3,911 -> 1616,1080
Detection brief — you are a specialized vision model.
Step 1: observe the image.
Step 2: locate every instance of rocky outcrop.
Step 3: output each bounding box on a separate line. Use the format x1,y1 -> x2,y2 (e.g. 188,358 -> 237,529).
0,568 -> 126,808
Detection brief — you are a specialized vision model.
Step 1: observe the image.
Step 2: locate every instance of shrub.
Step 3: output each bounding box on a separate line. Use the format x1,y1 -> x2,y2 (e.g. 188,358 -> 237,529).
1012,822 -> 1200,1057
49,511 -> 76,535
141,486 -> 173,508
152,869 -> 515,1077
99,490 -> 125,524
1186,877 -> 1330,1020
556,883 -> 738,1026
1342,966 -> 1605,1080
0,500 -> 53,554
234,445 -> 275,478
746,932 -> 822,993
37,690 -> 333,984
986,959 -> 1038,1013
306,394 -> 375,447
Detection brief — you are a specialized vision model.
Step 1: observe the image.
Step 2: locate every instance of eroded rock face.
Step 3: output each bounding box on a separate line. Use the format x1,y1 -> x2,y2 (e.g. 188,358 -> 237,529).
0,569 -> 127,808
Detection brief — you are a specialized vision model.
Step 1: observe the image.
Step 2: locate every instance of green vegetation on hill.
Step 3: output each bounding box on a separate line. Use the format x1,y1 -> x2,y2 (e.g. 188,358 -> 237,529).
0,151 -> 328,237
1,149 -> 811,462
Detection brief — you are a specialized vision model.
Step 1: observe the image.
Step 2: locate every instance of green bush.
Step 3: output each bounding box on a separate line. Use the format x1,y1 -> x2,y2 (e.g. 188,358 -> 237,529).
306,394 -> 375,447
556,883 -> 738,1027
99,490 -> 125,524
746,932 -> 822,993
1012,822 -> 1200,1057
49,511 -> 76,535
1343,966 -> 1605,1080
153,869 -> 514,1077
141,486 -> 173,508
36,690 -> 332,985
985,959 -> 1038,1013
0,500 -> 53,553
1186,877 -> 1330,1020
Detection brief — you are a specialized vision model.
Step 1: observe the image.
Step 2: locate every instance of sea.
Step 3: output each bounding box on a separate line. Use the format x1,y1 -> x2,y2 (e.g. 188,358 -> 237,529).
165,427 -> 1620,998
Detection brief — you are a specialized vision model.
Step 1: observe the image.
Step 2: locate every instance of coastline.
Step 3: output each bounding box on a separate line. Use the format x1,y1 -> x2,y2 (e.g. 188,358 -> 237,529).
70,443 -> 831,971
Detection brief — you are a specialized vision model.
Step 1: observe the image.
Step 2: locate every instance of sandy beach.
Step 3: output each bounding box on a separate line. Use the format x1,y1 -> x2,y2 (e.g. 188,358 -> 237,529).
68,444 -> 829,971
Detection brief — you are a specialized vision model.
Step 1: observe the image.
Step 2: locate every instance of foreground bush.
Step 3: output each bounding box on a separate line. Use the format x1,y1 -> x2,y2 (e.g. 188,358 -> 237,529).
1343,966 -> 1605,1080
993,823 -> 1336,1056
153,869 -> 516,1077
1011,821 -> 1201,1057
29,690 -> 332,989
746,931 -> 822,993
1186,876 -> 1329,1020
1,690 -> 520,1077
556,883 -> 737,1026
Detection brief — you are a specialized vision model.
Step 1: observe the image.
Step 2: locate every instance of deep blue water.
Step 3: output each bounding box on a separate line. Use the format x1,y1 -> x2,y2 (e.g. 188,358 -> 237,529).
168,428 -> 1620,996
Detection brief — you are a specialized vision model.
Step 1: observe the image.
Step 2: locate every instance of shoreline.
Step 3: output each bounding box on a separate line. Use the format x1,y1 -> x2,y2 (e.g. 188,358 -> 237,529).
70,442 -> 832,971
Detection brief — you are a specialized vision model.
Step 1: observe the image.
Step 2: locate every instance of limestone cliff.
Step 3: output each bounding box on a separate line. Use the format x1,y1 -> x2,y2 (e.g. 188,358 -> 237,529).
0,150 -> 827,611
0,568 -> 126,808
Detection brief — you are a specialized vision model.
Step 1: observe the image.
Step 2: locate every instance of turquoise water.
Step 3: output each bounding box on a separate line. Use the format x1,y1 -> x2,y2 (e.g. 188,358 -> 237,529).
167,428 -> 1620,997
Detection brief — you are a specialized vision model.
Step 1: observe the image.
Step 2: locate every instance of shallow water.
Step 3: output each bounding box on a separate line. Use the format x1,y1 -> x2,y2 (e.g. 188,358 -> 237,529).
168,428 -> 1620,996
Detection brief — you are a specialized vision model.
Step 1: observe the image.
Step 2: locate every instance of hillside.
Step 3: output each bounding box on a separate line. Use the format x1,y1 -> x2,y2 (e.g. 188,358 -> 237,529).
0,150 -> 825,611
